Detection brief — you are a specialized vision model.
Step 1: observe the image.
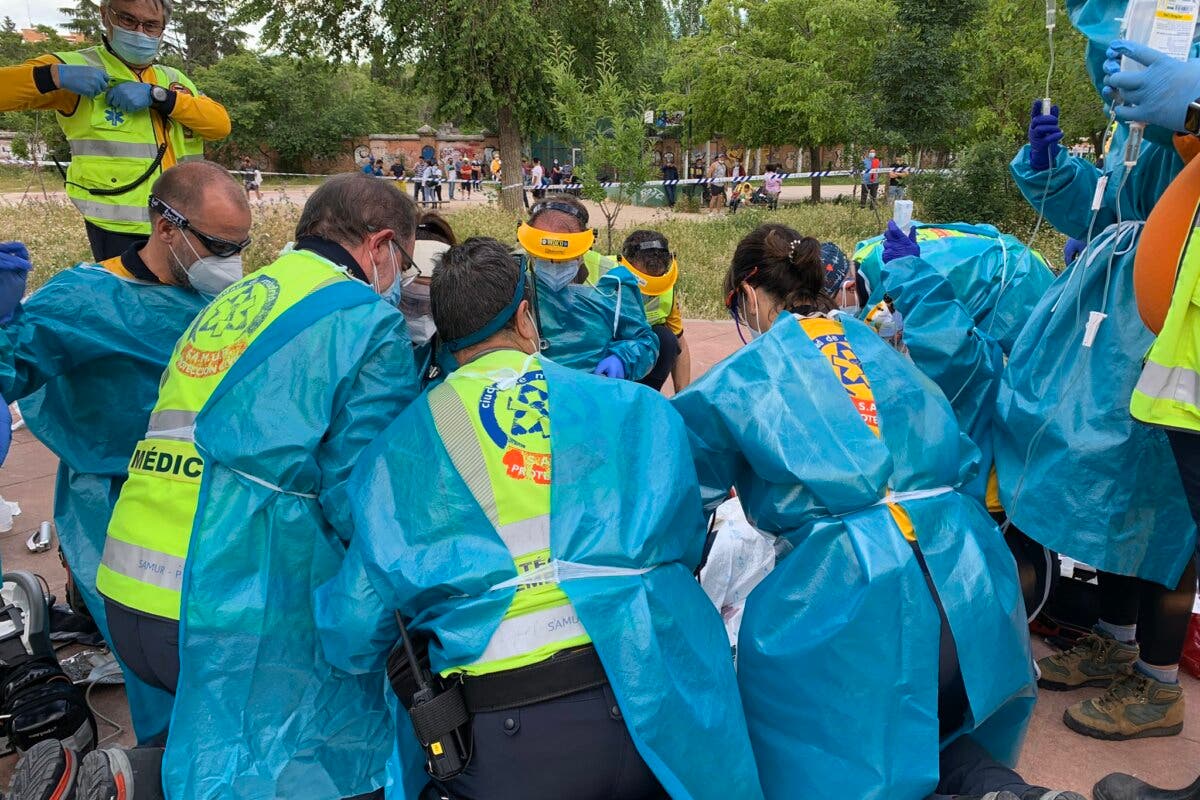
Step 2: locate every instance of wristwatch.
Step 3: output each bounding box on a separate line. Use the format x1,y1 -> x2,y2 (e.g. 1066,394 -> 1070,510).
1186,98 -> 1200,136
150,85 -> 170,105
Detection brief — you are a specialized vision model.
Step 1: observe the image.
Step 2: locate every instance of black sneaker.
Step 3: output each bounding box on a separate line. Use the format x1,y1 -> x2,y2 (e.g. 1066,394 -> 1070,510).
1094,772 -> 1200,800
8,739 -> 80,800
76,747 -> 164,800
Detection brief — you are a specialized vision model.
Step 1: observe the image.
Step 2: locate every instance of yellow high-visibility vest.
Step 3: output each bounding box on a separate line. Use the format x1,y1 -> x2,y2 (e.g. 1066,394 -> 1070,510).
431,350 -> 592,676
98,250 -> 355,619
55,46 -> 204,235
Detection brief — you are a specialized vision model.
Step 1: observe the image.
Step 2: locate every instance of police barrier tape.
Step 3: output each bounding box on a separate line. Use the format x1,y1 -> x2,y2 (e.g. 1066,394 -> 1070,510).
6,159 -> 946,190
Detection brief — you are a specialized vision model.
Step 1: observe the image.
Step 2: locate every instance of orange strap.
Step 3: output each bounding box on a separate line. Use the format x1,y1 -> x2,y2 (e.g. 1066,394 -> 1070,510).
1134,137 -> 1200,334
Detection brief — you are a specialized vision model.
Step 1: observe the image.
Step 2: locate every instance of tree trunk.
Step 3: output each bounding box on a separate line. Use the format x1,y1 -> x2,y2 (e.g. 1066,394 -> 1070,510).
808,146 -> 822,202
497,103 -> 525,214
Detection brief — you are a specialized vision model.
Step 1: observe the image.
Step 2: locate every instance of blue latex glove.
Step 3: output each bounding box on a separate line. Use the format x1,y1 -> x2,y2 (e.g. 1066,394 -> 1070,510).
1028,102 -> 1063,172
1103,40 -> 1200,132
55,64 -> 108,97
1064,237 -> 1086,265
0,393 -> 10,467
881,221 -> 920,264
0,242 -> 31,326
593,355 -> 626,380
106,82 -> 153,113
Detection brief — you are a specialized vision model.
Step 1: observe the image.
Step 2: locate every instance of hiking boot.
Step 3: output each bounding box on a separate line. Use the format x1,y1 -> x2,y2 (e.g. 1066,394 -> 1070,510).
8,739 -> 81,800
1064,667 -> 1184,740
1037,627 -> 1139,691
1094,771 -> 1200,800
76,747 -> 164,800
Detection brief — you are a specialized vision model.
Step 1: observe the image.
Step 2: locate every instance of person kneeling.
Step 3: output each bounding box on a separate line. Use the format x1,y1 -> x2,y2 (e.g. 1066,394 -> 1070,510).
313,237 -> 762,800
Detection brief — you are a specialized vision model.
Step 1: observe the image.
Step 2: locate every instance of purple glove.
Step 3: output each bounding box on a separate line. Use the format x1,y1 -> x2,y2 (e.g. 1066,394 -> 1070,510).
1064,237 -> 1086,265
0,242 -> 32,326
106,82 -> 153,113
882,221 -> 920,264
593,355 -> 626,380
1028,102 -> 1063,172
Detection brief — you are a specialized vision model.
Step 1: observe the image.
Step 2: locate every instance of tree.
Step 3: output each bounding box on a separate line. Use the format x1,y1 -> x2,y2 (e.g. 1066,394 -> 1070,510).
237,0 -> 669,212
193,53 -> 420,170
665,0 -> 895,200
958,0 -> 1107,151
667,0 -> 705,37
170,0 -> 246,67
58,0 -> 102,41
547,40 -> 656,252
874,0 -> 985,154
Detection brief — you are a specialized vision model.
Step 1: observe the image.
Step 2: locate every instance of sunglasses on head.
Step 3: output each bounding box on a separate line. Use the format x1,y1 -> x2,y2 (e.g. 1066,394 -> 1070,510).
149,195 -> 251,258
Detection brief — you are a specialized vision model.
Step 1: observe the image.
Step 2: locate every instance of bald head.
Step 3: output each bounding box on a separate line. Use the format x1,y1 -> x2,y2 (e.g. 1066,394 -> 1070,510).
142,160 -> 253,288
150,161 -> 251,244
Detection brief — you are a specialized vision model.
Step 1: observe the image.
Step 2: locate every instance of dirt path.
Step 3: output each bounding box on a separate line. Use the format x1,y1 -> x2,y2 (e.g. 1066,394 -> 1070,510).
0,182 -> 858,230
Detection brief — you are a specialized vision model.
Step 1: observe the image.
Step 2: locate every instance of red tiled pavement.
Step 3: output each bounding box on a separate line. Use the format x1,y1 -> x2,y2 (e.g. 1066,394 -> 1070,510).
0,320 -> 1194,795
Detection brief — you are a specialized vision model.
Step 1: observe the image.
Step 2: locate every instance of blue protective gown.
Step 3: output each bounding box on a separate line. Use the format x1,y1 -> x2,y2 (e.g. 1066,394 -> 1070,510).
314,356 -> 764,800
535,268 -> 659,380
995,3 -> 1198,585
854,223 -> 1054,354
162,278 -> 421,799
671,313 -> 1035,800
0,262 -> 207,743
877,256 -> 1006,505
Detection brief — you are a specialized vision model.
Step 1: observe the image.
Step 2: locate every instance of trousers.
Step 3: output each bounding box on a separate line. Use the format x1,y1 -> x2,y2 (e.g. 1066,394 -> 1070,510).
433,684 -> 665,800
84,221 -> 147,262
105,599 -> 179,695
638,325 -> 681,391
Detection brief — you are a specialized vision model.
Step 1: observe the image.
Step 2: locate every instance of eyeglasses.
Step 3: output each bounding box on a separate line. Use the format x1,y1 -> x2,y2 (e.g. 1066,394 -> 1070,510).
106,7 -> 166,36
149,195 -> 251,257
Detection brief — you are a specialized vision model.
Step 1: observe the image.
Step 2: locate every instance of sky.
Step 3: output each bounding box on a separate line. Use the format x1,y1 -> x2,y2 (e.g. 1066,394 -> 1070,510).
1,0 -> 68,28
0,1 -> 264,44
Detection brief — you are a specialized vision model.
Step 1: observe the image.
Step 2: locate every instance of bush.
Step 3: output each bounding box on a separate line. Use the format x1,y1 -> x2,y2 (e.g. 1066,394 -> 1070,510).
910,138 -> 1035,232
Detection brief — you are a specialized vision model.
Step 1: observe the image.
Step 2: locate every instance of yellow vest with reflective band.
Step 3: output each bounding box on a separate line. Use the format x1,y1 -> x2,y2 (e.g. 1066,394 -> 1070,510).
798,315 -> 916,541
98,250 -> 354,620
430,350 -> 592,677
1131,209 -> 1200,433
583,250 -> 676,328
54,46 -> 204,236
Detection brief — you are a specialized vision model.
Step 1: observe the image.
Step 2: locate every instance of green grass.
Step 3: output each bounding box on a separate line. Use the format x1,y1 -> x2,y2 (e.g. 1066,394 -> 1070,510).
0,165 -> 65,195
2,196 -> 1066,315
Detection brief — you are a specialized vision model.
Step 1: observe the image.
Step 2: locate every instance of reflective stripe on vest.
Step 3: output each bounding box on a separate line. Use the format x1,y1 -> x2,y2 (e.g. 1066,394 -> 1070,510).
1132,212 -> 1200,432
428,359 -> 590,676
584,250 -> 673,326
54,47 -> 205,235
99,251 -> 355,620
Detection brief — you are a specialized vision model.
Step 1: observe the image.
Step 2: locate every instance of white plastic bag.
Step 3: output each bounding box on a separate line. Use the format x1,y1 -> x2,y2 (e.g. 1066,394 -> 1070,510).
699,497 -> 779,660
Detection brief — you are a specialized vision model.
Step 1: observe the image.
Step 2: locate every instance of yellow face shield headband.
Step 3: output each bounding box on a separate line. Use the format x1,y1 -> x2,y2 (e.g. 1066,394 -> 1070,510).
517,223 -> 595,262
618,256 -> 678,296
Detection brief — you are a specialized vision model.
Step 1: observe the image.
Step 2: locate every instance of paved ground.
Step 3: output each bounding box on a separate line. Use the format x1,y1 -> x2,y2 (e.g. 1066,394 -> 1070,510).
0,319 -> 1194,795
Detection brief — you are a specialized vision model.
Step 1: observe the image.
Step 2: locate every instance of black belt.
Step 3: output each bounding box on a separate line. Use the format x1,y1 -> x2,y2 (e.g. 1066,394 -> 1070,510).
459,645 -> 607,714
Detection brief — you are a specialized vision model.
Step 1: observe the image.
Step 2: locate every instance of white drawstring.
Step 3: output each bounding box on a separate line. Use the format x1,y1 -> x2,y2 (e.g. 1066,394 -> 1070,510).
488,559 -> 654,592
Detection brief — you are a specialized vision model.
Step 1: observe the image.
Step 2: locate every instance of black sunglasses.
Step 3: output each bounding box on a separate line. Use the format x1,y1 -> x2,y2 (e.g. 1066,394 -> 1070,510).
149,195 -> 251,258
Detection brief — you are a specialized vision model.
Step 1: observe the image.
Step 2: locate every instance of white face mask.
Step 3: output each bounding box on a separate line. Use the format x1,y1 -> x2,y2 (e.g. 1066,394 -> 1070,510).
533,258 -> 581,292
744,286 -> 765,340
172,234 -> 242,295
400,281 -> 435,345
406,315 -> 437,346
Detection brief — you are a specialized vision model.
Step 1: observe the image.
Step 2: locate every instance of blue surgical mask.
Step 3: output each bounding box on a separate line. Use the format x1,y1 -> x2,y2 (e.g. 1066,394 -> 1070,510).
534,258 -> 581,292
370,243 -> 406,310
109,26 -> 162,66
